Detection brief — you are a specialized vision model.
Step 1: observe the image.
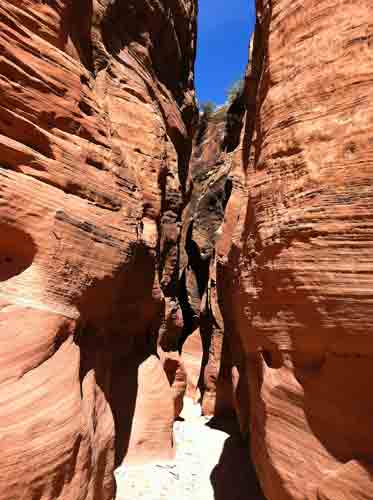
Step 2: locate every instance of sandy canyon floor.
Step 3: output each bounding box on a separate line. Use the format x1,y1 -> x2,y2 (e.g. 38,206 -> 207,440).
115,398 -> 263,500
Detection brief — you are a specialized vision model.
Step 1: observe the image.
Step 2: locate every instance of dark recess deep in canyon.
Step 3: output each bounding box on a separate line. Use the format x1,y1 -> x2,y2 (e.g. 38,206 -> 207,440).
0,1 -> 373,499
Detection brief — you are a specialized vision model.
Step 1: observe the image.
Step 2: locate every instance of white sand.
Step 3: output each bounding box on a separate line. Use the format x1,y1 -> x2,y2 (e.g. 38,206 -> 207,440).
115,398 -> 231,500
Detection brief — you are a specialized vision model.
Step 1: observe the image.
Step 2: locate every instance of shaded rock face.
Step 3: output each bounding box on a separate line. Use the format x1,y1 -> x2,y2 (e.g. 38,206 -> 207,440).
0,1 -> 196,499
217,1 -> 373,499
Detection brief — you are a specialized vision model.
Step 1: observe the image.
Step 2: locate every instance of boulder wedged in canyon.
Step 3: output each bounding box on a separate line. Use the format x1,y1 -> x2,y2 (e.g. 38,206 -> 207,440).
217,1 -> 373,499
0,1 -> 197,498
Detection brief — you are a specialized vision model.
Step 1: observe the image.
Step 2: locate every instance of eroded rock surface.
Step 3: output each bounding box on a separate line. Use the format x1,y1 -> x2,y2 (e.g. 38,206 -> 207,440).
218,1 -> 373,499
0,1 -> 197,498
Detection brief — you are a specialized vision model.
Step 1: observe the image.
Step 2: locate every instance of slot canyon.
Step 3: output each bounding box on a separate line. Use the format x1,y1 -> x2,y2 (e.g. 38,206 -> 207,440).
0,1 -> 373,499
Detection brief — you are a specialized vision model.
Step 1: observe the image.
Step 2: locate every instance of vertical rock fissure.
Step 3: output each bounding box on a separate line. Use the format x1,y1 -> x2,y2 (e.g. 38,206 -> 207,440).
179,91 -> 248,414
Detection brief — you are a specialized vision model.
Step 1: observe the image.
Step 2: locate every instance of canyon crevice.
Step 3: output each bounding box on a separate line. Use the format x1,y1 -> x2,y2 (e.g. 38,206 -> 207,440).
1,1 -> 373,499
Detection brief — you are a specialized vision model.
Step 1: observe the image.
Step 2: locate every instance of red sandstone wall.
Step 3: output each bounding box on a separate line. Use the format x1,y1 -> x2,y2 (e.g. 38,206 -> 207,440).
0,1 -> 197,498
218,1 -> 373,498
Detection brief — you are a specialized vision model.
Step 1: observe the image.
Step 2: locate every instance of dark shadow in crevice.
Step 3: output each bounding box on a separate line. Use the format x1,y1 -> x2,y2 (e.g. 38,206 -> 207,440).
76,321 -> 143,481
69,0 -> 94,72
222,178 -> 233,211
0,225 -> 37,282
261,349 -> 282,369
195,111 -> 210,146
178,268 -> 199,346
221,90 -> 246,153
110,356 -> 140,468
185,223 -> 210,298
59,0 -> 94,72
208,416 -> 266,500
75,324 -> 119,500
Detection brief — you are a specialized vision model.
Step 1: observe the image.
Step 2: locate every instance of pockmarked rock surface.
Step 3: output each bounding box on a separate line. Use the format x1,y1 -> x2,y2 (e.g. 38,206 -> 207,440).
0,1 -> 197,498
217,1 -> 373,499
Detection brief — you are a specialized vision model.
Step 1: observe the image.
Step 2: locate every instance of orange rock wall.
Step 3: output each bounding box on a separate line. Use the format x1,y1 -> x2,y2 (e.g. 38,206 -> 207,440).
0,1 -> 197,498
218,1 -> 373,498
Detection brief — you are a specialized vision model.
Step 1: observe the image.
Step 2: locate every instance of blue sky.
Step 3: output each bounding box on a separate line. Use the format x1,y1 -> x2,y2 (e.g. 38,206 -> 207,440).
195,0 -> 256,105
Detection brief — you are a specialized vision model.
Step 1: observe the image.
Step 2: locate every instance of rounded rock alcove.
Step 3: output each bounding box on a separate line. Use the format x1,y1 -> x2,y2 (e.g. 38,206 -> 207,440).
0,224 -> 37,282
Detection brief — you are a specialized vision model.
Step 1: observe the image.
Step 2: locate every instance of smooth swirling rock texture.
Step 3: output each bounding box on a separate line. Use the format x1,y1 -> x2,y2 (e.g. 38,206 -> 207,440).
217,1 -> 373,499
0,1 -> 197,498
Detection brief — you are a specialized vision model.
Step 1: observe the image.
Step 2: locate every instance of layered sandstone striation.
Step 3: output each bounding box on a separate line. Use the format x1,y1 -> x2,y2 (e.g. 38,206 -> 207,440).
0,0 -> 197,498
3,0 -> 373,499
217,1 -> 373,499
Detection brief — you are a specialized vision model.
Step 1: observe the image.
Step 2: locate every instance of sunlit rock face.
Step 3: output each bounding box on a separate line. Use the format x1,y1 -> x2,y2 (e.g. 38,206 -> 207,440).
0,1 -> 197,498
217,1 -> 373,499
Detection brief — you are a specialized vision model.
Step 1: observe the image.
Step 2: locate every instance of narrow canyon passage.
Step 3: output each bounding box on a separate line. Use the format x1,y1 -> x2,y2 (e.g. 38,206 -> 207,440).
115,398 -> 262,500
1,1 -> 373,500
